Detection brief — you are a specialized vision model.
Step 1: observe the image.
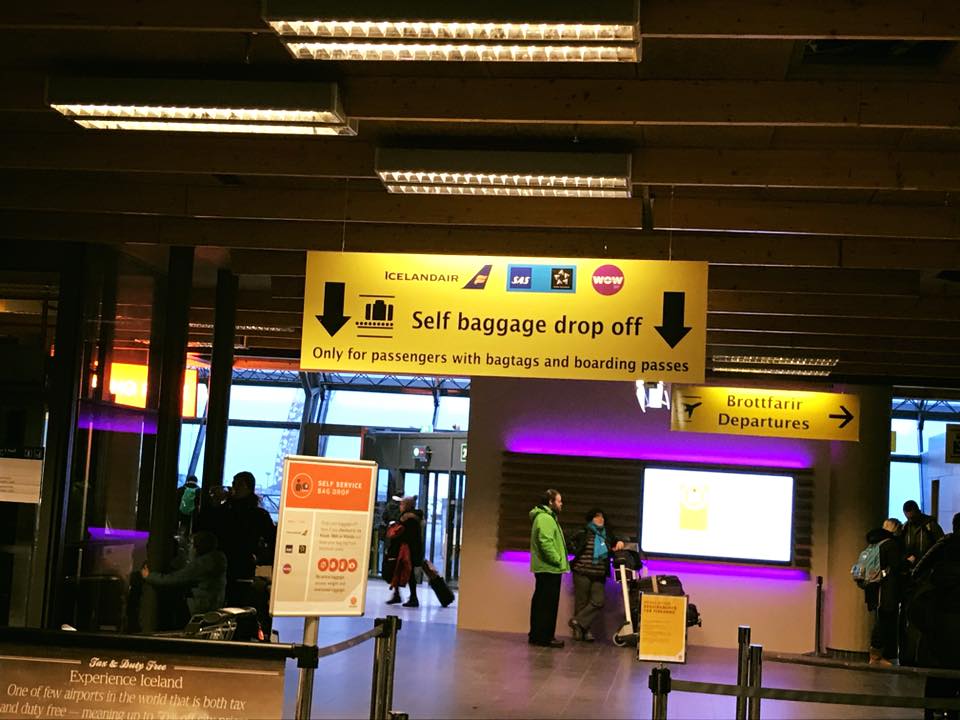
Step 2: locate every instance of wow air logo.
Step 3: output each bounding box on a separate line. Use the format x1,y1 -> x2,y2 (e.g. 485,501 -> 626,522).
592,264 -> 625,295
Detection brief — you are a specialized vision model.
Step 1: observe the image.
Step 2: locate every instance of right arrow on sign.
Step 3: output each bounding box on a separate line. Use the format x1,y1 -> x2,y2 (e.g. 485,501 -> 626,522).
655,292 -> 692,348
829,405 -> 855,429
316,281 -> 351,337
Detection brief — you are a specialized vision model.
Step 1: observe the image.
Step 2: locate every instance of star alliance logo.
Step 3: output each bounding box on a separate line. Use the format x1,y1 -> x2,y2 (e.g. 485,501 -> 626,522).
551,267 -> 574,290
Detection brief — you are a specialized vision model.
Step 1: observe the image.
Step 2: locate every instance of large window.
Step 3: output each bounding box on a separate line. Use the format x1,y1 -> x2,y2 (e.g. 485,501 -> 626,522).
324,389 -> 436,428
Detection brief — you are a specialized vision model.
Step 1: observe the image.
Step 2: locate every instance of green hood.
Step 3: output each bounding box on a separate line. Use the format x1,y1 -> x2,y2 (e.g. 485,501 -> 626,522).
529,505 -> 570,574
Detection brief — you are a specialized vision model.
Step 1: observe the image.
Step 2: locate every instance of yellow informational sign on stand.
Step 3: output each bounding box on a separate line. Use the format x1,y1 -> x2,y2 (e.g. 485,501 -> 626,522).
638,593 -> 688,663
299,251 -> 707,383
270,456 -> 378,617
671,385 -> 861,442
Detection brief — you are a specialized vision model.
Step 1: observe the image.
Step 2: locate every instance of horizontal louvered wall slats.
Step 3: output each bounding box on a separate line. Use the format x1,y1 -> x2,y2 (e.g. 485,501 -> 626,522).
499,451 -> 815,570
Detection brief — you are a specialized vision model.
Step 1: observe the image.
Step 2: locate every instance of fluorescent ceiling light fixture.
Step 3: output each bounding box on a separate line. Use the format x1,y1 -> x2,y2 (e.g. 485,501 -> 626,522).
376,149 -> 632,198
47,77 -> 356,136
713,355 -> 839,368
284,42 -> 635,62
713,367 -> 832,377
263,0 -> 640,63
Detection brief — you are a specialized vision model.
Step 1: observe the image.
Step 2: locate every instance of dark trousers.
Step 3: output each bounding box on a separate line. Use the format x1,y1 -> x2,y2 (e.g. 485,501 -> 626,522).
572,573 -> 606,631
529,573 -> 562,643
871,607 -> 899,660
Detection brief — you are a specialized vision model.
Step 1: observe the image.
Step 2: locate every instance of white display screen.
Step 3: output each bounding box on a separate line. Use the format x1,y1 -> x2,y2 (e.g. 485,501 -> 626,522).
641,467 -> 795,564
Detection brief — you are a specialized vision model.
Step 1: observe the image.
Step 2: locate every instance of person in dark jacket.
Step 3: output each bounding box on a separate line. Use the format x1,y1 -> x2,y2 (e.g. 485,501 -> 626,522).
903,500 -> 944,568
141,531 -> 227,616
909,513 -> 960,719
864,518 -> 904,665
211,472 -> 277,594
386,496 -> 424,607
567,509 -> 625,642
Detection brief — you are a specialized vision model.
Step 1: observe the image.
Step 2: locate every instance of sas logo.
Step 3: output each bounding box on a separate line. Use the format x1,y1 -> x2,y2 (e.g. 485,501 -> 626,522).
506,265 -> 576,293
592,264 -> 625,295
463,264 -> 493,290
509,267 -> 533,289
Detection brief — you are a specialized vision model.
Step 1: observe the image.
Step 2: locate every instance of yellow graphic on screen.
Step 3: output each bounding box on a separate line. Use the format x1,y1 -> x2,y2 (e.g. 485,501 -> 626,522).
679,482 -> 708,531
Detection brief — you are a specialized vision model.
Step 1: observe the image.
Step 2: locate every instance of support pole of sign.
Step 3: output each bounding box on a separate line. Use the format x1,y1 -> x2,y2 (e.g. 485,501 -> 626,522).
296,617 -> 320,720
735,626 -> 751,720
649,665 -> 671,720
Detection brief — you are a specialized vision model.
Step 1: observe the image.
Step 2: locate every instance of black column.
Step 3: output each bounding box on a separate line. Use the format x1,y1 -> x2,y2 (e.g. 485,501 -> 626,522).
135,278 -> 166,532
31,245 -> 88,628
143,247 -> 193,631
201,269 -> 237,491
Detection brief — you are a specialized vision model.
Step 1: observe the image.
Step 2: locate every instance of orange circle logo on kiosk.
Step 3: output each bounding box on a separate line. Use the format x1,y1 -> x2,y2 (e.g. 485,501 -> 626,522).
350,596 -> 358,606
282,563 -> 292,574
592,264 -> 625,295
291,473 -> 313,498
316,557 -> 359,573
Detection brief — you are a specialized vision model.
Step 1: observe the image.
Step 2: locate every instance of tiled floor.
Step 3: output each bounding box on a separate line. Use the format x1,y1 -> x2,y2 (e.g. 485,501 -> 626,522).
273,580 -> 924,719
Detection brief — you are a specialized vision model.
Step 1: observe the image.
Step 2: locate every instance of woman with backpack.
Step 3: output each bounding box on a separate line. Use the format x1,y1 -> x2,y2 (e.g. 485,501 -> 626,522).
862,518 -> 905,665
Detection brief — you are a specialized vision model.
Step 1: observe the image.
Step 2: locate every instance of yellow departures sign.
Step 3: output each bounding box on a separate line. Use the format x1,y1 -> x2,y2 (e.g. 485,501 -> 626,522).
671,385 -> 860,442
299,251 -> 707,382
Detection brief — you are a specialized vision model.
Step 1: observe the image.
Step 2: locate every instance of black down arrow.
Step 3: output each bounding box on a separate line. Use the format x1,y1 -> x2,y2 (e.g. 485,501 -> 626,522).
829,405 -> 855,429
316,282 -> 351,337
655,291 -> 692,348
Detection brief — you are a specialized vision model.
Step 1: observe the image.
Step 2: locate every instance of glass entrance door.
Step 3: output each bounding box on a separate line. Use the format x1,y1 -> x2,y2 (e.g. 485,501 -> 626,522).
401,469 -> 466,583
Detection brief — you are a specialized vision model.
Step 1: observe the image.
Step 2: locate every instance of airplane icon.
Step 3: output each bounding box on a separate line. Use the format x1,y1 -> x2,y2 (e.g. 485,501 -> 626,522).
681,398 -> 703,419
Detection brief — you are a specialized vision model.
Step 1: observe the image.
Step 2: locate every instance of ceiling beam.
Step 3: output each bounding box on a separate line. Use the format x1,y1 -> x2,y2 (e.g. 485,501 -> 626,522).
708,266 -> 923,296
7,134 -> 960,192
657,197 -> 960,239
633,149 -> 960,192
342,77 -> 960,129
5,177 -> 960,238
4,1 -> 956,40
641,1 -> 960,40
710,313 -> 960,340
709,290 -> 960,321
0,133 -> 377,179
0,177 -> 644,229
0,1 -> 266,32
6,72 -> 960,130
4,210 -> 960,271
707,330 -> 956,355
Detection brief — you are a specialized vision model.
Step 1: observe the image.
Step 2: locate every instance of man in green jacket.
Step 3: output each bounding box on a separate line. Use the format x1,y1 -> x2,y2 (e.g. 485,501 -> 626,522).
528,488 -> 570,648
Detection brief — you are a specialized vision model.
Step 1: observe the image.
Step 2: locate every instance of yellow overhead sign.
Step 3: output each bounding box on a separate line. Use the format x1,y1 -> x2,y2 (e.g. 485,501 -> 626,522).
671,385 -> 860,442
299,251 -> 707,382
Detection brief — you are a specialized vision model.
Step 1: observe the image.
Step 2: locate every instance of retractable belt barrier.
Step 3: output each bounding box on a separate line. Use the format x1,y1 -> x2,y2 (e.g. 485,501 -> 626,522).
648,625 -> 960,720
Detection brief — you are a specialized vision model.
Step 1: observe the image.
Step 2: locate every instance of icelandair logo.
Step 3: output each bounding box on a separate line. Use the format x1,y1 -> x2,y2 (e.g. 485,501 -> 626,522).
592,264 -> 624,295
463,264 -> 493,290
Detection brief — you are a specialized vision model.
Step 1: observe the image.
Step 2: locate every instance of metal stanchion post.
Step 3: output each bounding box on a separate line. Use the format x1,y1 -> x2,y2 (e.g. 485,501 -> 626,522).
814,576 -> 824,656
649,666 -> 671,720
370,619 -> 389,720
735,626 -> 751,720
748,644 -> 763,720
296,617 -> 320,720
383,616 -> 401,715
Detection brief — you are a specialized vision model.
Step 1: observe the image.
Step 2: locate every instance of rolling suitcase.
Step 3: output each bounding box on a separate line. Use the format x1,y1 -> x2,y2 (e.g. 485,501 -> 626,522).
422,561 -> 455,607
